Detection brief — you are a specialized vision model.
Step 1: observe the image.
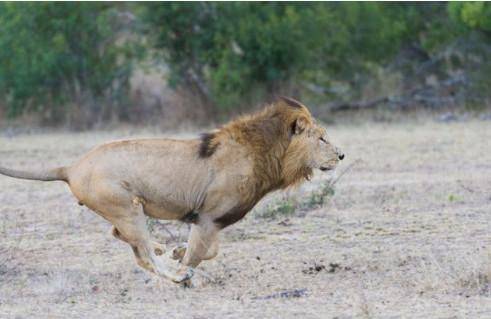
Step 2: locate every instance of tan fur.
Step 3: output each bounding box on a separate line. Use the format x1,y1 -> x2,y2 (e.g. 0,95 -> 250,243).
0,97 -> 343,284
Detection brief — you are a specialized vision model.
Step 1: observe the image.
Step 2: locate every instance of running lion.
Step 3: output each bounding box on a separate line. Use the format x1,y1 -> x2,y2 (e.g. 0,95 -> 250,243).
0,97 -> 344,284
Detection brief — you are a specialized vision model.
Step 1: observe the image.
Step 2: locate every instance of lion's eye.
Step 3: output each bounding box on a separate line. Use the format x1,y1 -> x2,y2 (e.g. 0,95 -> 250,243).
319,137 -> 327,144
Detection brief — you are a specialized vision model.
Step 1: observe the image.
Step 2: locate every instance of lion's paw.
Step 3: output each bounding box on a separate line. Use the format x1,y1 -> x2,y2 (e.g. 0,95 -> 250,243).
179,278 -> 194,288
171,244 -> 187,261
170,266 -> 194,284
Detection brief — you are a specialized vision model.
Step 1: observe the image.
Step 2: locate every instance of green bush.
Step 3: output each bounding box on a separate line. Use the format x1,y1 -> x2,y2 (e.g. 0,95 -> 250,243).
1,3 -> 489,123
449,2 -> 491,32
0,3 -> 138,123
141,3 -> 467,111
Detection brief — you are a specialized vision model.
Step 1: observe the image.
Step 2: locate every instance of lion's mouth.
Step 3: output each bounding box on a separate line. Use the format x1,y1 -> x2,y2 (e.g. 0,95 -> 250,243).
319,161 -> 338,171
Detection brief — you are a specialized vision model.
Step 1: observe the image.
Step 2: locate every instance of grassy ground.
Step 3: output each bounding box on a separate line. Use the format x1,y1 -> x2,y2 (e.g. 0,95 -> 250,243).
0,119 -> 490,318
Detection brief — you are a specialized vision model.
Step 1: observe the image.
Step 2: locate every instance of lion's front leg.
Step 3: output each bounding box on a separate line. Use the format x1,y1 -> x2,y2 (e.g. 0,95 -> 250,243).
174,221 -> 219,284
171,235 -> 219,262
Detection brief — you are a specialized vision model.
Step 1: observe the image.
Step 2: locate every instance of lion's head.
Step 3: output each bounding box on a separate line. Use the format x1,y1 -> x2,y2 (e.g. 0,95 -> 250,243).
204,96 -> 344,191
289,118 -> 343,171
280,99 -> 344,186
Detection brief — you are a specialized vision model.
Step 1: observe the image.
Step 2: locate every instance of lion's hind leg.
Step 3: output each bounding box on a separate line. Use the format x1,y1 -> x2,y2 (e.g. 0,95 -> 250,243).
108,201 -> 191,283
111,226 -> 165,256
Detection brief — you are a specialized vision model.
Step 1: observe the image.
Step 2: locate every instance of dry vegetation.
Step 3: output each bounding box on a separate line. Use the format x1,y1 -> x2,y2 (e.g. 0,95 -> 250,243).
0,118 -> 490,318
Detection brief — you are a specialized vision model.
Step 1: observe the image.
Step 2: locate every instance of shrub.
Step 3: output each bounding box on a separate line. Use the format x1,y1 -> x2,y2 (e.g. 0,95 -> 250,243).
0,3 -> 139,125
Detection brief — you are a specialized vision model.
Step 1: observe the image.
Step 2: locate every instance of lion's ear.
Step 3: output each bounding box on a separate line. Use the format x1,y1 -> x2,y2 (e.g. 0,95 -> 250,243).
291,116 -> 308,135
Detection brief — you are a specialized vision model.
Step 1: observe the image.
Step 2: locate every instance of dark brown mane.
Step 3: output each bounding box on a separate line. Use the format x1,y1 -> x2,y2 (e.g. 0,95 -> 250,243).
203,99 -> 315,228
197,97 -> 304,159
198,132 -> 219,158
220,99 -> 313,188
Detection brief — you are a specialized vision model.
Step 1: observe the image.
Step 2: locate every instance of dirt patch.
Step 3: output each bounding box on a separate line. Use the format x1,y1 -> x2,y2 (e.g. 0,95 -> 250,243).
1,120 -> 490,318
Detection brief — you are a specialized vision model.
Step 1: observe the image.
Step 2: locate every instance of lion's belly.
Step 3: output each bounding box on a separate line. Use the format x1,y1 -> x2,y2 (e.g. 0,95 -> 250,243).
142,200 -> 188,220
137,176 -> 210,221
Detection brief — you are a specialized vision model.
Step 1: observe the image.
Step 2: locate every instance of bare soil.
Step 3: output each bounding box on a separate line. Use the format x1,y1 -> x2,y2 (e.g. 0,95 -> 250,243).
1,119 -> 490,318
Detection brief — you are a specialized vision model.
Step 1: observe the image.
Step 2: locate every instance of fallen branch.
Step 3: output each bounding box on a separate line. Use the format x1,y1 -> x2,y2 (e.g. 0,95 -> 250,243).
325,74 -> 468,112
329,158 -> 362,187
329,97 -> 390,112
457,180 -> 475,193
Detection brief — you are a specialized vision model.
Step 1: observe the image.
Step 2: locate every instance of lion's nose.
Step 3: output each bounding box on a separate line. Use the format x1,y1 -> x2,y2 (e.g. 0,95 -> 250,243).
335,147 -> 344,160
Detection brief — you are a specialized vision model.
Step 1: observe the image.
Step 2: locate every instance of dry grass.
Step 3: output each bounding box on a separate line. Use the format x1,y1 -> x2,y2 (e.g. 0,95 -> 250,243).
0,119 -> 490,318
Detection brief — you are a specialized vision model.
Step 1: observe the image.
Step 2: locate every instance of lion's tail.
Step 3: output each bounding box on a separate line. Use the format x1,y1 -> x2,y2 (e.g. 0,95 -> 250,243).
0,165 -> 68,182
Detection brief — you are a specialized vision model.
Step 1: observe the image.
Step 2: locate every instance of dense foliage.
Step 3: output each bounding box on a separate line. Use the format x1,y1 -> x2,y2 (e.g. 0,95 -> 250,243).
450,2 -> 491,32
142,3 -> 414,109
0,3 -> 137,123
0,2 -> 490,124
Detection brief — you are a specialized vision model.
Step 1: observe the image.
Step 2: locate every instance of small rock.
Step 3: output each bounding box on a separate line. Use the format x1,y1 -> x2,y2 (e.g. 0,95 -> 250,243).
328,263 -> 341,273
315,264 -> 326,272
278,218 -> 292,226
438,112 -> 458,123
302,262 -> 326,274
254,288 -> 308,300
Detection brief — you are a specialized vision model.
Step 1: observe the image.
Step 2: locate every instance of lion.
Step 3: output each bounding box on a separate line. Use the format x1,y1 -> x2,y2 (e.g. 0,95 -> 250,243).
0,97 -> 344,285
